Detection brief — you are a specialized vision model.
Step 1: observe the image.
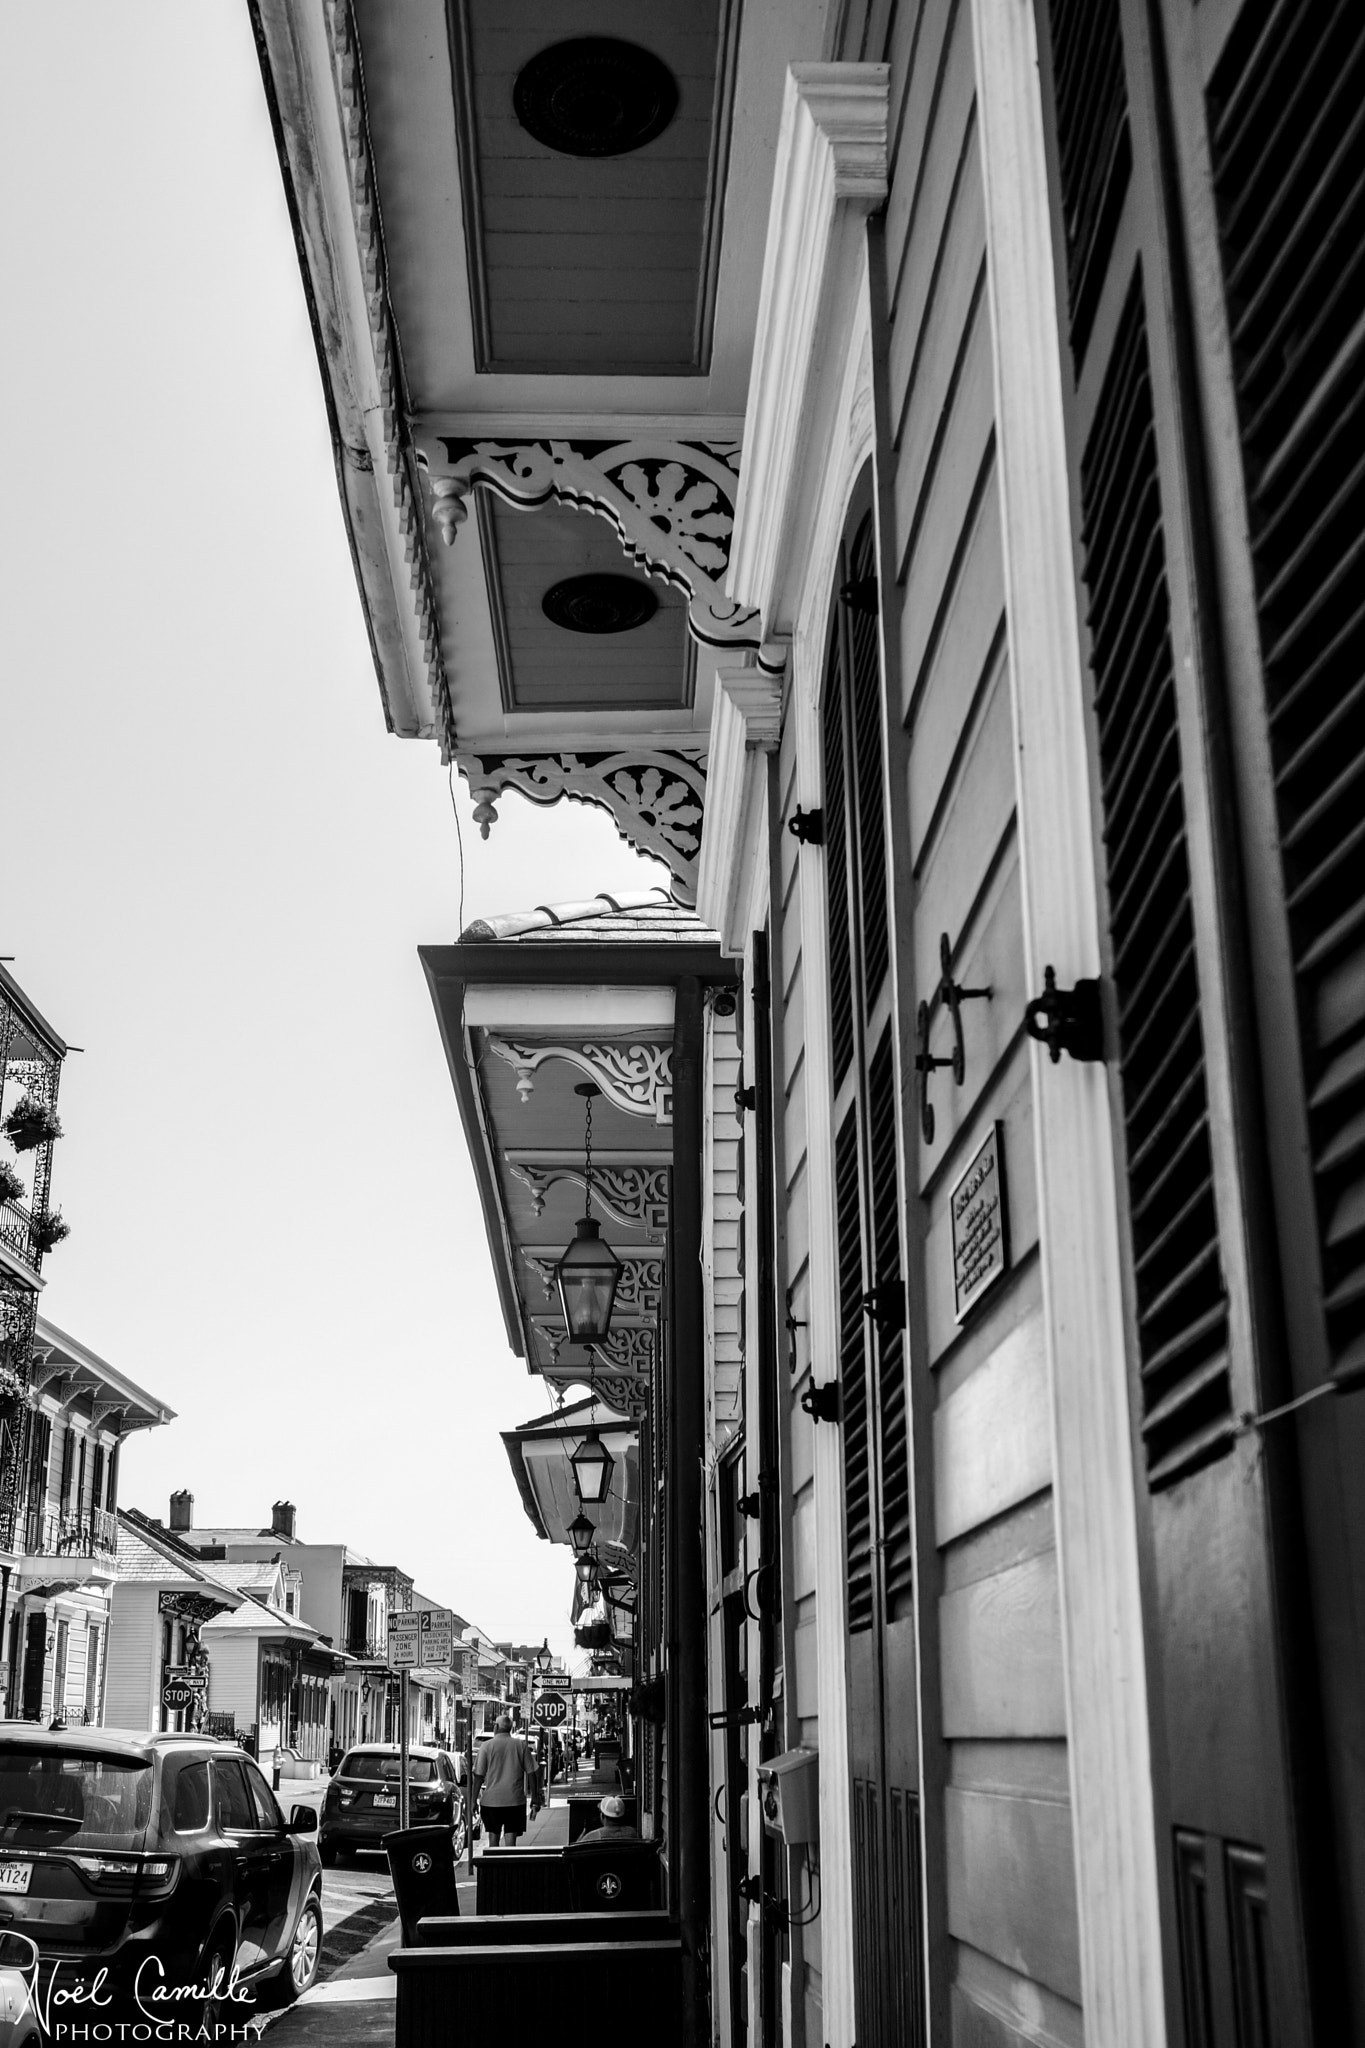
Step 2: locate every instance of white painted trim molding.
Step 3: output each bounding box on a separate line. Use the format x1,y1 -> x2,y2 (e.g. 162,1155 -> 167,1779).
728,63 -> 889,627
695,665 -> 783,955
969,2 -> 1169,2041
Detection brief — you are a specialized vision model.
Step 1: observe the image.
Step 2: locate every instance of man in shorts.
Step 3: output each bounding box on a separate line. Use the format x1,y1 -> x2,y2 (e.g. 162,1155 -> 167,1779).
472,1713 -> 539,1844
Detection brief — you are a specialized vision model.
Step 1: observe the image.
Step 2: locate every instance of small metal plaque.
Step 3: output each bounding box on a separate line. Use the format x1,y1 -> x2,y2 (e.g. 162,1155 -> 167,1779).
951,1123 -> 1009,1321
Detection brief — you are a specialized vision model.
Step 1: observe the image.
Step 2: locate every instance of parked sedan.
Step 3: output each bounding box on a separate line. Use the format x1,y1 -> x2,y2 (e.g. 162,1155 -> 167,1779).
0,1727 -> 323,2024
320,1745 -> 465,1863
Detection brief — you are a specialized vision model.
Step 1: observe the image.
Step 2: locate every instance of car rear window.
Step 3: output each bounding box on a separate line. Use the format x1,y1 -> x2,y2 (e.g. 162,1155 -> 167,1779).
0,1746 -> 153,1851
340,1751 -> 437,1783
172,1761 -> 210,1833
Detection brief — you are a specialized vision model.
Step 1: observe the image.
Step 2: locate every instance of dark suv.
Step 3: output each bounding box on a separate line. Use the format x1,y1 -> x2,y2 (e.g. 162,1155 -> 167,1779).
320,1745 -> 464,1863
0,1727 -> 323,2023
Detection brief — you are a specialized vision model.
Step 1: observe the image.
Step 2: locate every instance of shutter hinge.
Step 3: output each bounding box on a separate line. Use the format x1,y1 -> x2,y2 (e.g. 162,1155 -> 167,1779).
862,1280 -> 906,1334
734,1084 -> 757,1113
800,1380 -> 840,1425
788,807 -> 824,846
839,575 -> 879,616
1025,967 -> 1105,1064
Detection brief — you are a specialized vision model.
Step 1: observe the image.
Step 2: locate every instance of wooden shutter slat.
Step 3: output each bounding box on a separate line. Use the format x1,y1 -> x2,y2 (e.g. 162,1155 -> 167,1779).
1078,270 -> 1231,1485
1043,0 -> 1131,362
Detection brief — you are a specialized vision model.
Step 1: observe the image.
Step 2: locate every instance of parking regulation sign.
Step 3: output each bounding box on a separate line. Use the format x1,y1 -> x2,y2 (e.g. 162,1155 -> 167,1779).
388,1613 -> 422,1669
420,1609 -> 454,1666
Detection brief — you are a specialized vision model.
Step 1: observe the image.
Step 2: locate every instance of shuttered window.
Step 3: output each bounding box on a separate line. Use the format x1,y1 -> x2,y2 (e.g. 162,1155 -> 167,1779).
1208,0 -> 1365,1386
821,505 -> 909,1623
1079,272 -> 1232,1486
1043,0 -> 1131,364
837,1110 -> 874,1631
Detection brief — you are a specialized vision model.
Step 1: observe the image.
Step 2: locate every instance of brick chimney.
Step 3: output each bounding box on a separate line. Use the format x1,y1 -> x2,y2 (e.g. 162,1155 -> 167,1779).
169,1491 -> 194,1532
271,1500 -> 296,1540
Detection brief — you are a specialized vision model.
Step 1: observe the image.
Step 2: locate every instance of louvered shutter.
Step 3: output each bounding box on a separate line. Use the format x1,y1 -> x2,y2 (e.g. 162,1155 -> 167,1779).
825,611 -> 856,1093
869,1029 -> 911,1612
1208,0 -> 1365,1386
836,1109 -> 874,1631
1045,0 -> 1131,363
1078,274 -> 1231,1485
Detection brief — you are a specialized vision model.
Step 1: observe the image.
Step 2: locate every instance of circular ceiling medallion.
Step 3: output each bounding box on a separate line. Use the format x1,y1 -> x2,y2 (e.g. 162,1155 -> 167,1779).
542,574 -> 659,635
513,38 -> 679,159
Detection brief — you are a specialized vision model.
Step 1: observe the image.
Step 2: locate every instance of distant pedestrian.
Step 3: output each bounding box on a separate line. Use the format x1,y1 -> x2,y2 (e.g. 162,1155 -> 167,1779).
472,1713 -> 539,1844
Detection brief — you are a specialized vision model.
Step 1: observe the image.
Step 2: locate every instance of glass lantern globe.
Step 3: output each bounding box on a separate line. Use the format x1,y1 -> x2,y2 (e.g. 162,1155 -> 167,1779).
570,1428 -> 615,1506
554,1216 -> 622,1342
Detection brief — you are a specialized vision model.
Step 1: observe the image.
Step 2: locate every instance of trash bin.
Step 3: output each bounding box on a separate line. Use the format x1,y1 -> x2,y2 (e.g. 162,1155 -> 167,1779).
384,1825 -> 462,1945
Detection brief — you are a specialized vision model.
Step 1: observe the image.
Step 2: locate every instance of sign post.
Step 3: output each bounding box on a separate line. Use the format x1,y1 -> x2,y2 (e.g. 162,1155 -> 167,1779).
387,1612 -> 423,1831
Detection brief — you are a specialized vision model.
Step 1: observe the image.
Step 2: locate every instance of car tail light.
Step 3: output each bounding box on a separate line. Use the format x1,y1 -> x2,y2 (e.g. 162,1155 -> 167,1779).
69,1854 -> 180,1898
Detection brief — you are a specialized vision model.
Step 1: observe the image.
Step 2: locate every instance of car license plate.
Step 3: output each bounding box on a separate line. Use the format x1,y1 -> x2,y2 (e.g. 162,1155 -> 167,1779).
0,1863 -> 32,1894
373,1794 -> 396,1809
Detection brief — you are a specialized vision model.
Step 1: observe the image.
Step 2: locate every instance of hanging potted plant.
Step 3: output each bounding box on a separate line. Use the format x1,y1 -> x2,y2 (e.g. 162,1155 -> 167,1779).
0,1162 -> 23,1206
3,1096 -> 62,1154
31,1211 -> 69,1256
0,1359 -> 27,1405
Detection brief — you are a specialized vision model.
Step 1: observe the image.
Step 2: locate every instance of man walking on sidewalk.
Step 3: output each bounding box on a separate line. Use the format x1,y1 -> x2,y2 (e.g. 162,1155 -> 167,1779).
473,1714 -> 540,1845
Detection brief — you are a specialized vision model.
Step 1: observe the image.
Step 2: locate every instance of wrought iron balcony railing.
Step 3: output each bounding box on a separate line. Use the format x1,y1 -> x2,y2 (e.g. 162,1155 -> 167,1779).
16,1506 -> 119,1560
0,1200 -> 39,1274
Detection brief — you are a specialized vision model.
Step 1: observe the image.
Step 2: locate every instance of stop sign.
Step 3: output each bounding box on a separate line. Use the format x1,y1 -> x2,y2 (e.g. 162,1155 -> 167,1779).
535,1691 -> 568,1726
161,1681 -> 197,1712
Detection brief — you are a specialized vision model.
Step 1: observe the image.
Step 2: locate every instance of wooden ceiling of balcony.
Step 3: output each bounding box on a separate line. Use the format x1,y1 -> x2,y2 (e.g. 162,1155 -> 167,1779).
449,0 -> 732,374
484,498 -> 692,714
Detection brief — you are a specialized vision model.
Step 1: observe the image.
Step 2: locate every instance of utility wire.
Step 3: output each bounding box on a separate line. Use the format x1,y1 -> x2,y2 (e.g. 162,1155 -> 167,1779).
448,762 -> 465,937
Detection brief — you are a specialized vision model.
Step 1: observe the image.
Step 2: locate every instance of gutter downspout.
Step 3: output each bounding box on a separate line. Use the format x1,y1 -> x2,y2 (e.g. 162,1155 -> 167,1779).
671,975 -> 711,2048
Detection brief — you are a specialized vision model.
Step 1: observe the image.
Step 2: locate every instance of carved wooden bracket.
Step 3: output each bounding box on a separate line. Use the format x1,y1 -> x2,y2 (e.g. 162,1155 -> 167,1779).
457,748 -> 708,904
420,436 -> 779,659
538,1357 -> 650,1416
508,1163 -> 669,1236
489,1038 -> 672,1122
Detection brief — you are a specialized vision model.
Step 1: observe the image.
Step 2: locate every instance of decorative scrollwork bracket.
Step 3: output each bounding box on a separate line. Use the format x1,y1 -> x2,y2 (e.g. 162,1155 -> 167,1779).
419,436 -> 777,660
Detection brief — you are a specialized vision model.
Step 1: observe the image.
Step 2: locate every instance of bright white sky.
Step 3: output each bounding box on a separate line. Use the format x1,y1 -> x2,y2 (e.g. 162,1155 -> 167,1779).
0,3 -> 665,1663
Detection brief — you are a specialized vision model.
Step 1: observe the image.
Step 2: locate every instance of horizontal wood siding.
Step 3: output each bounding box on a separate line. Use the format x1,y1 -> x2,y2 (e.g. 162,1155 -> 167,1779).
105,1585 -> 158,1734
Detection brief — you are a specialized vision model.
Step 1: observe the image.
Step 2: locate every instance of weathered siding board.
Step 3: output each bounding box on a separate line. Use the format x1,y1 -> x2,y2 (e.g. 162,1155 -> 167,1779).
934,1316 -> 1052,1545
887,49 -> 981,430
884,0 -> 966,304
909,632 -> 1009,884
892,162 -> 988,531
951,1945 -> 1084,2048
945,1788 -> 1081,2004
940,1552 -> 1066,1738
898,411 -> 999,715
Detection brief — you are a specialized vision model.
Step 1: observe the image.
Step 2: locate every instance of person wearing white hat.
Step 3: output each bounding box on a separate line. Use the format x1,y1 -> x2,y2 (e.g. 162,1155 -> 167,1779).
574,1792 -> 639,1844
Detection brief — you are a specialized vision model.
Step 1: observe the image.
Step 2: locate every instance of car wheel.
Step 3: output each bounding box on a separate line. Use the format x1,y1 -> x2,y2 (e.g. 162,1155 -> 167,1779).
320,1840 -> 338,1867
199,1927 -> 238,2032
281,1892 -> 324,2003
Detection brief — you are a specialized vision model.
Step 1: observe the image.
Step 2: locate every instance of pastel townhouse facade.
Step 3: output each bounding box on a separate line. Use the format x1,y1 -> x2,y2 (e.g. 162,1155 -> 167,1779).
256,3 -> 1365,2044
